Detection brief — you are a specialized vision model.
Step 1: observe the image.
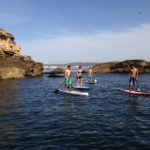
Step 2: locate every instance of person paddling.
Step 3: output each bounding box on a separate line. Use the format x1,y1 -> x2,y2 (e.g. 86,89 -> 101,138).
128,64 -> 138,91
64,65 -> 72,91
76,66 -> 83,86
88,67 -> 93,83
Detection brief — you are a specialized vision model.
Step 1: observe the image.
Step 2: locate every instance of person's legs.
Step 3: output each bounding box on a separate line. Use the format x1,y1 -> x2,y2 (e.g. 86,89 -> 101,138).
77,77 -> 79,86
133,78 -> 137,91
68,78 -> 72,91
88,76 -> 92,82
64,78 -> 68,90
90,77 -> 92,82
129,78 -> 133,91
80,78 -> 82,86
79,76 -> 82,86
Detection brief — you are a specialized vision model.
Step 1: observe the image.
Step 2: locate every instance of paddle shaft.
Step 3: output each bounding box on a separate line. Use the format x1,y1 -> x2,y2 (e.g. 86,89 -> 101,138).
54,81 -> 64,93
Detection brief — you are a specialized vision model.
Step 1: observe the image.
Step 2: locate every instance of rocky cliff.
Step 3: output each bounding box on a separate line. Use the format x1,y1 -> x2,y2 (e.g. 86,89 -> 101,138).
0,28 -> 43,79
92,59 -> 150,73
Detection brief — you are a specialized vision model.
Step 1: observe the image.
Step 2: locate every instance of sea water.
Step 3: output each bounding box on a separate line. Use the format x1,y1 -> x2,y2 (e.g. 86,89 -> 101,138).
0,73 -> 150,149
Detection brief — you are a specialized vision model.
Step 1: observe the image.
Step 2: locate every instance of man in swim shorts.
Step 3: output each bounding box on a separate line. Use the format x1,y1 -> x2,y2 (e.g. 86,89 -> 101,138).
88,67 -> 93,82
128,64 -> 138,91
64,65 -> 72,91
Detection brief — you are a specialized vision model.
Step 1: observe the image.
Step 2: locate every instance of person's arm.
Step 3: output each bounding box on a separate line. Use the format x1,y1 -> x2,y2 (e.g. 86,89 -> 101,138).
64,70 -> 67,79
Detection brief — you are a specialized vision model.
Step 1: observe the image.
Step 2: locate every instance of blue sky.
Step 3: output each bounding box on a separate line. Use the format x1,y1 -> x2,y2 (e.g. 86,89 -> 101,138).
0,0 -> 150,64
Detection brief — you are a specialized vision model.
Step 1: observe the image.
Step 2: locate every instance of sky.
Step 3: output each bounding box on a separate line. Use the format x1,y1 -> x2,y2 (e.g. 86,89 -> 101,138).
0,0 -> 150,64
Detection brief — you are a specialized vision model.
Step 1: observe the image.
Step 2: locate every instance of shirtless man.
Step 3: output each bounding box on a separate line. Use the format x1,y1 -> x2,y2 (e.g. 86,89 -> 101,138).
128,64 -> 138,91
88,67 -> 93,83
76,66 -> 83,86
64,65 -> 72,91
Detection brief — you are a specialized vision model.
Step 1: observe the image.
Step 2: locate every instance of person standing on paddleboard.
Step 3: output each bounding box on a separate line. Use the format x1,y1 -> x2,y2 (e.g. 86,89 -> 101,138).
128,64 -> 138,91
76,66 -> 83,86
88,67 -> 93,83
64,65 -> 72,91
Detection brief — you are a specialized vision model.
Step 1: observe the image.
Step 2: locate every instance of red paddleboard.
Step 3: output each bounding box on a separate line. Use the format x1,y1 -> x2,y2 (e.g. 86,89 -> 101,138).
120,89 -> 150,96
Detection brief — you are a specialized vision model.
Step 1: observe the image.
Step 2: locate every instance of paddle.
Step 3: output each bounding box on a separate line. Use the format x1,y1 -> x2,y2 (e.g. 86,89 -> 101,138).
54,75 -> 75,93
54,81 -> 64,93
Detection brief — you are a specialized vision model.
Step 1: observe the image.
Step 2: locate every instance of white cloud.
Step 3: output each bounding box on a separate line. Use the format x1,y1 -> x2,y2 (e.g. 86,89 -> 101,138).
21,23 -> 150,64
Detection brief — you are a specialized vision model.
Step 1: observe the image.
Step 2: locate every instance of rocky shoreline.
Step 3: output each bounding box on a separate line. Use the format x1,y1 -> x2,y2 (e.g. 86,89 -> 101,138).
0,28 -> 43,79
47,59 -> 150,77
92,59 -> 150,73
1,29 -> 149,79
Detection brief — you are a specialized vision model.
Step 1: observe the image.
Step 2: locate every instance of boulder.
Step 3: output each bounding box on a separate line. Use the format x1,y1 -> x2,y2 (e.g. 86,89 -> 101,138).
92,59 -> 150,73
49,67 -> 64,74
0,28 -> 20,57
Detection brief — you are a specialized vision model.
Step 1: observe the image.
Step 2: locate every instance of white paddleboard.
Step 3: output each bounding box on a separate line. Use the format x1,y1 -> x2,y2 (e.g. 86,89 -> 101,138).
85,79 -> 97,84
58,88 -> 89,96
72,85 -> 90,90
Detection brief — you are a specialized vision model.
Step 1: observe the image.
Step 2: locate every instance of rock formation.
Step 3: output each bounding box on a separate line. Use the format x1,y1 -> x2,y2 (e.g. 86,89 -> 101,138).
49,67 -> 64,74
0,28 -> 43,79
92,59 -> 150,73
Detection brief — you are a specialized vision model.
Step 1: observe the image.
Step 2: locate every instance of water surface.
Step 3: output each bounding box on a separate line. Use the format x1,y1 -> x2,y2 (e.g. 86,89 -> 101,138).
0,74 -> 150,149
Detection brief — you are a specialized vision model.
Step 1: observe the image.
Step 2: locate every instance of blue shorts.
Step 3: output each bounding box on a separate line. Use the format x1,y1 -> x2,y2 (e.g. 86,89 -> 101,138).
129,77 -> 137,86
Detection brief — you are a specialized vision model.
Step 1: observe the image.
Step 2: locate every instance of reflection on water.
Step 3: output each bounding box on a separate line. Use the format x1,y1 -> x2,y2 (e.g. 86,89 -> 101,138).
127,95 -> 139,112
0,80 -> 20,103
0,80 -> 21,115
64,94 -> 73,113
0,80 -> 21,141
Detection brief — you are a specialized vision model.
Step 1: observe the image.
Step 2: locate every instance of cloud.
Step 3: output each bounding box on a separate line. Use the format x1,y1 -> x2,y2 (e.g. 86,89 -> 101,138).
21,23 -> 150,63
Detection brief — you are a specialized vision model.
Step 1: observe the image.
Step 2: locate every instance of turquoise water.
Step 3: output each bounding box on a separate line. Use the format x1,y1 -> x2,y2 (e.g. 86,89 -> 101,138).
0,74 -> 150,149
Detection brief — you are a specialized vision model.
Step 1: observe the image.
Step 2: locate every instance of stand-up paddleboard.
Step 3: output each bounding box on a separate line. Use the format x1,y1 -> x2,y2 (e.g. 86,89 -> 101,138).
58,88 -> 89,96
72,85 -> 90,90
119,89 -> 150,96
85,79 -> 97,84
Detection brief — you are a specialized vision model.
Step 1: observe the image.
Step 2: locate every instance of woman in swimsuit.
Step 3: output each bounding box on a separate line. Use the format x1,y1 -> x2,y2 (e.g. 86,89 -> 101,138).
76,66 -> 83,86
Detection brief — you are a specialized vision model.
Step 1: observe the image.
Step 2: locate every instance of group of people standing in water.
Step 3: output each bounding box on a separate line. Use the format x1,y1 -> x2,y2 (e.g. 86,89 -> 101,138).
64,64 -> 139,91
64,65 -> 93,91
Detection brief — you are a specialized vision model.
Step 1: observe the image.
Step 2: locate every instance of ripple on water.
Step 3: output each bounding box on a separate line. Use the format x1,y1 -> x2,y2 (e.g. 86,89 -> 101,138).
0,74 -> 150,149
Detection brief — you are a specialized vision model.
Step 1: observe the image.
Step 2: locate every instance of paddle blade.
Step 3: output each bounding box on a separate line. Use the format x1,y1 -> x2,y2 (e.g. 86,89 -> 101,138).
54,89 -> 59,93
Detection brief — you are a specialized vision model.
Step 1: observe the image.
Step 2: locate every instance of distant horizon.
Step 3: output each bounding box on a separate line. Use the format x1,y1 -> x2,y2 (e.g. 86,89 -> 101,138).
43,58 -> 150,65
